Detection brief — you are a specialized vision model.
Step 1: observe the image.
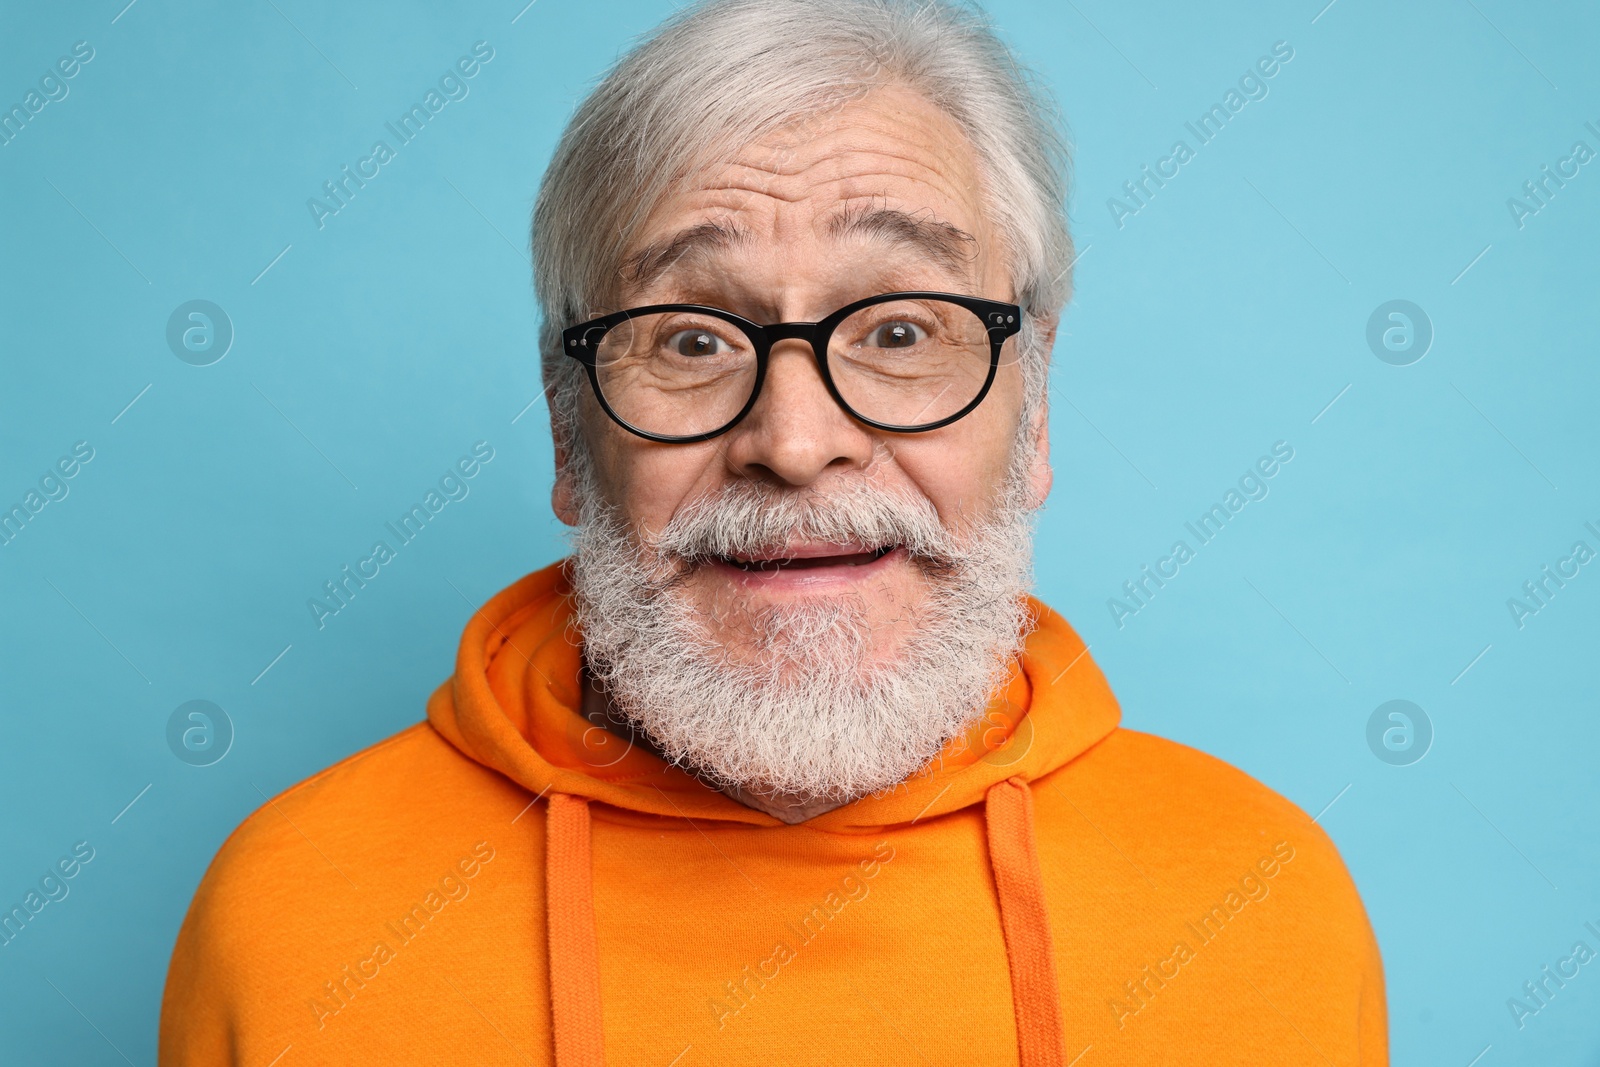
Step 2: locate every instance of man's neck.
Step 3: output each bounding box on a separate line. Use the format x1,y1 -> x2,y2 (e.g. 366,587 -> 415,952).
579,675 -> 847,824
722,784 -> 846,824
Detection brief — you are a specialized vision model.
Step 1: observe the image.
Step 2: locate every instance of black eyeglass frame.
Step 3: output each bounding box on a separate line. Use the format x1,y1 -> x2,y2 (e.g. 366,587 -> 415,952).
561,291 -> 1024,444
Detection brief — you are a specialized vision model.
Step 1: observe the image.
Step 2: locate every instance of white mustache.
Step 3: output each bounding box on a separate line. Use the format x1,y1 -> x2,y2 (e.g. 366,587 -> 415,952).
648,480 -> 965,567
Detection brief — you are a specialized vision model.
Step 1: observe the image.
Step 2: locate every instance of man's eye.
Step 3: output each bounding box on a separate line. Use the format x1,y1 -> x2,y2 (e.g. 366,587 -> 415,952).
867,321 -> 924,348
665,329 -> 727,357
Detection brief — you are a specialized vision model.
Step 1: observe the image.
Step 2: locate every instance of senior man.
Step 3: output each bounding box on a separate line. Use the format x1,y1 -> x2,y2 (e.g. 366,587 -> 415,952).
162,0 -> 1386,1063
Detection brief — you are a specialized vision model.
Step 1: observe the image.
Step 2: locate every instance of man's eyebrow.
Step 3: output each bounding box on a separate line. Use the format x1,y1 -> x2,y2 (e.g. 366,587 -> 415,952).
621,219 -> 751,293
824,205 -> 978,277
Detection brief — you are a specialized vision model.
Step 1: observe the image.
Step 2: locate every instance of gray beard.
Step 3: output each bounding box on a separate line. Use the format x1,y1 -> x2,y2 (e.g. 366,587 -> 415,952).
567,450 -> 1039,805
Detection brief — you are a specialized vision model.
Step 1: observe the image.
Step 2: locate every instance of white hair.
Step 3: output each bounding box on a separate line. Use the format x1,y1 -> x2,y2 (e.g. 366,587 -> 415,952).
530,0 -> 1073,451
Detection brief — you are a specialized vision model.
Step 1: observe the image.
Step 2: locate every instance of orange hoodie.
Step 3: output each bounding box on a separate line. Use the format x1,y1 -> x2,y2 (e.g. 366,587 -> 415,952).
160,563 -> 1386,1065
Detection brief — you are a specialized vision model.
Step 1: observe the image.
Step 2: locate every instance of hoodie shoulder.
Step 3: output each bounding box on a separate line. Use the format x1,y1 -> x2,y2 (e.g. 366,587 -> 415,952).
172,720 -> 522,918
1078,727 -> 1319,820
1037,726 -> 1360,893
1031,726 -> 1386,1058
159,722 -> 530,1065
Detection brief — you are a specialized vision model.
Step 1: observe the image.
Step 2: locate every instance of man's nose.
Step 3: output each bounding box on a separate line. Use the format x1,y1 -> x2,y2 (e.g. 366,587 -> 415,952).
720,339 -> 876,487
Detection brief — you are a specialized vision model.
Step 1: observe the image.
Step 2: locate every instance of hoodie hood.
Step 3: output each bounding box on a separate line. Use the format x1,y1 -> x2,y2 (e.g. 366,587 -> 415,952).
429,563 -> 1123,1064
426,562 -> 1121,830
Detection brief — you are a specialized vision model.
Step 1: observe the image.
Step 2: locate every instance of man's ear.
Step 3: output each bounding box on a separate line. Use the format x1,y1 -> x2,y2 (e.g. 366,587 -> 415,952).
1026,313 -> 1058,507
550,414 -> 582,528
1027,396 -> 1053,507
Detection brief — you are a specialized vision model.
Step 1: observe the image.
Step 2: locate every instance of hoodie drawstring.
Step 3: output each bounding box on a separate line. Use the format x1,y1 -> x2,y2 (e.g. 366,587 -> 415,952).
545,781 -> 1063,1067
985,777 -> 1068,1067
547,793 -> 606,1067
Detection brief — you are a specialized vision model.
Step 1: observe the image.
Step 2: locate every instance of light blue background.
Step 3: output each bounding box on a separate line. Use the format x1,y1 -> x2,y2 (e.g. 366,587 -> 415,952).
2,0 -> 1596,1062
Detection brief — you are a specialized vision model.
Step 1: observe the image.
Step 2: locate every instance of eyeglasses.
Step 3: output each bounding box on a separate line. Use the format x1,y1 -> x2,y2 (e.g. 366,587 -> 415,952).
562,291 -> 1023,443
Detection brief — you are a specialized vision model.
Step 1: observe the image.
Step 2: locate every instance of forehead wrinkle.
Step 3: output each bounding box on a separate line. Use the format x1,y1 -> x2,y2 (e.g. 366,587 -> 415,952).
618,123 -> 992,307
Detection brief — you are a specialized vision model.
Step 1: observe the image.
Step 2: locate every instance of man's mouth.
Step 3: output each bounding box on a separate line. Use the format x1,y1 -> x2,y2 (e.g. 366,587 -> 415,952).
717,544 -> 897,572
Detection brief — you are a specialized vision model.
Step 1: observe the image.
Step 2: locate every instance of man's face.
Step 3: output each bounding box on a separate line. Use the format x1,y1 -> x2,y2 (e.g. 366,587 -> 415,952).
556,85 -> 1051,671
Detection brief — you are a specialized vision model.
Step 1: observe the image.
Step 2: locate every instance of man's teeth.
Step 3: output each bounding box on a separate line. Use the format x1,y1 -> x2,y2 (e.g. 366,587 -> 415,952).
726,545 -> 894,571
